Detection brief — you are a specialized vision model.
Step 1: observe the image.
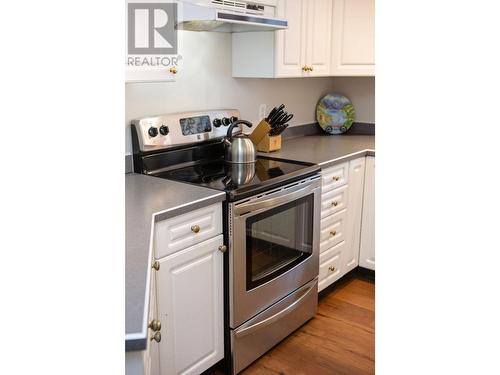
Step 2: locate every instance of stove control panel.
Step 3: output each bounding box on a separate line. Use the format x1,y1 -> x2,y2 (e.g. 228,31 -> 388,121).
131,109 -> 240,152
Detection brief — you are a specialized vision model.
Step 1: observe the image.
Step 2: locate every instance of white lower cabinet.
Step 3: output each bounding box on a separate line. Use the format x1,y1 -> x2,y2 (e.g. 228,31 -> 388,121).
318,241 -> 345,292
343,157 -> 366,274
318,156 -> 374,292
359,156 -> 375,270
320,209 -> 346,252
156,235 -> 224,375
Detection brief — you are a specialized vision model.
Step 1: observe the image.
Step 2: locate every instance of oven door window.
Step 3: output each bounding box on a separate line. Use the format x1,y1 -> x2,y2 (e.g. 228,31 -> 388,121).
246,194 -> 314,290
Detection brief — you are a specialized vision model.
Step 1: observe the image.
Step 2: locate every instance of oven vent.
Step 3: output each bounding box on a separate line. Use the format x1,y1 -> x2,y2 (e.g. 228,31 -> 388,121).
211,0 -> 247,11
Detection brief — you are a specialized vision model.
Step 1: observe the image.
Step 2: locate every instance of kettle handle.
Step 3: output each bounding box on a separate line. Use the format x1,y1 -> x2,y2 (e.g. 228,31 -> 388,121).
226,120 -> 253,141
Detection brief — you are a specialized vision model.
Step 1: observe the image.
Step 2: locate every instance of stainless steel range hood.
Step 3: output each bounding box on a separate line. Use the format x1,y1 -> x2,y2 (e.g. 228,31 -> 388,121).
177,0 -> 287,32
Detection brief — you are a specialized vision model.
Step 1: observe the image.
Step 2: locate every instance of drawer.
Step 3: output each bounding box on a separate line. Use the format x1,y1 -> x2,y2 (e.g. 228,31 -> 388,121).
321,184 -> 348,219
318,241 -> 345,292
320,209 -> 346,253
155,203 -> 222,259
322,162 -> 348,193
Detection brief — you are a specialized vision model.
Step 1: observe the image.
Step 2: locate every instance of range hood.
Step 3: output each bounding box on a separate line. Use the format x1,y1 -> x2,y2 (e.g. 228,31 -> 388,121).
177,0 -> 288,32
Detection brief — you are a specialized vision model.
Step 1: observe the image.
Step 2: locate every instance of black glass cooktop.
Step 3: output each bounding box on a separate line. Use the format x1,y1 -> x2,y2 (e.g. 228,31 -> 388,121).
153,157 -> 319,201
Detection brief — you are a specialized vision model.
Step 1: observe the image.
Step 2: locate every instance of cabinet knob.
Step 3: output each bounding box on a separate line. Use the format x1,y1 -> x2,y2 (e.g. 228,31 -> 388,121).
309,66 -> 314,71
218,245 -> 227,253
169,67 -> 177,74
329,266 -> 336,272
152,260 -> 160,271
149,319 -> 161,332
331,201 -> 338,207
191,225 -> 200,233
330,230 -> 336,236
302,66 -> 308,71
151,331 -> 161,343
332,176 -> 340,181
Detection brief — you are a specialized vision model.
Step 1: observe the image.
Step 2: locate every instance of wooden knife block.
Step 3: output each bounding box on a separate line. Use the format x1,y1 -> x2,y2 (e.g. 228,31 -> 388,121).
256,134 -> 282,152
249,119 -> 282,152
249,119 -> 272,145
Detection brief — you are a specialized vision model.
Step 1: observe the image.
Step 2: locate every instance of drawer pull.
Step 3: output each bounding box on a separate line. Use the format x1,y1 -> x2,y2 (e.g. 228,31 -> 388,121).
332,176 -> 340,181
151,332 -> 161,343
152,260 -> 160,271
329,266 -> 336,272
191,225 -> 200,233
218,245 -> 227,253
330,230 -> 336,236
149,319 -> 161,332
331,201 -> 338,207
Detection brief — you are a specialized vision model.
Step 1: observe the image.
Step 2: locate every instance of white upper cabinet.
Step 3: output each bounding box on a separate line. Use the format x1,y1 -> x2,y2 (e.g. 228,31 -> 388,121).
274,0 -> 307,77
305,0 -> 333,76
331,0 -> 375,76
232,0 -> 333,78
232,0 -> 374,77
125,0 -> 178,83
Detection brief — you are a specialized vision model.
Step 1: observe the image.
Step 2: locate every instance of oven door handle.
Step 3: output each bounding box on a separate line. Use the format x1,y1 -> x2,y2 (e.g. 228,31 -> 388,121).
234,181 -> 319,216
234,278 -> 317,339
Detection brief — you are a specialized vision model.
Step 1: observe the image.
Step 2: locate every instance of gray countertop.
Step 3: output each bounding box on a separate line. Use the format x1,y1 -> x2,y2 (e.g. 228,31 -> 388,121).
262,134 -> 375,169
125,174 -> 225,351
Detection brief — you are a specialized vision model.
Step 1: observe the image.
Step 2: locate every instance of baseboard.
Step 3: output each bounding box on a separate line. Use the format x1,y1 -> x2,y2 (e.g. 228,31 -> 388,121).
318,266 -> 375,299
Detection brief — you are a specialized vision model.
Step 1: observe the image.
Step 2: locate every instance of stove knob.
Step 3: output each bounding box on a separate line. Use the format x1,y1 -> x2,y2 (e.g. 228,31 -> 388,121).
148,127 -> 158,137
230,116 -> 238,123
213,118 -> 222,128
222,117 -> 231,126
159,125 -> 169,135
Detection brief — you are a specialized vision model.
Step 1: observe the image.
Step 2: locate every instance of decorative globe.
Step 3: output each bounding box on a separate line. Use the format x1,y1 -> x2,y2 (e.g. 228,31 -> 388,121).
316,93 -> 355,134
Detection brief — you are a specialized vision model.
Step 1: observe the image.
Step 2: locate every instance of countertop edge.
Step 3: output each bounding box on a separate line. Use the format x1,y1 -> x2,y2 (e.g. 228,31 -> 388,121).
125,190 -> 226,352
318,148 -> 375,169
153,191 -> 226,223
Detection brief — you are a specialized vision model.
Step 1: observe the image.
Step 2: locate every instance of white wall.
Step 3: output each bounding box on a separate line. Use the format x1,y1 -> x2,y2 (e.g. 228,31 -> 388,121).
125,31 -> 374,154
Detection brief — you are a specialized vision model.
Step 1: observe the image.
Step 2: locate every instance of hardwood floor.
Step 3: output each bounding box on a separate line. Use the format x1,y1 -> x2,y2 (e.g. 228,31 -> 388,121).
241,273 -> 375,375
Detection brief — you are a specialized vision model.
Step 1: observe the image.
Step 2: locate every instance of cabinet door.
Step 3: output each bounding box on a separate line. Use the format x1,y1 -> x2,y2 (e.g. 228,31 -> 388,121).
343,157 -> 366,274
156,235 -> 224,375
359,156 -> 375,270
305,0 -> 333,76
275,0 -> 307,77
125,0 -> 177,83
331,0 -> 375,76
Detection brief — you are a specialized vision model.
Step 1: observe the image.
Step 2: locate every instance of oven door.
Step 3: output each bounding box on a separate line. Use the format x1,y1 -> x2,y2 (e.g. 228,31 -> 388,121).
229,176 -> 321,328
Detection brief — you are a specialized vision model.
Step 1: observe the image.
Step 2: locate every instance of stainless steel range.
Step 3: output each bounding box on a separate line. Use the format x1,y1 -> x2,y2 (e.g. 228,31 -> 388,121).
131,109 -> 320,374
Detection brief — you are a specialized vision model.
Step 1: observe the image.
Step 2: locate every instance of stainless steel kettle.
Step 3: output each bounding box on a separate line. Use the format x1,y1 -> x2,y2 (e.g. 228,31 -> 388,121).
223,120 -> 256,163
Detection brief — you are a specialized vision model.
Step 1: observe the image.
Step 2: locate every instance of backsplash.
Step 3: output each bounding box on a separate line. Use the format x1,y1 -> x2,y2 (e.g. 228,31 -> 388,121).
125,31 -> 374,154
